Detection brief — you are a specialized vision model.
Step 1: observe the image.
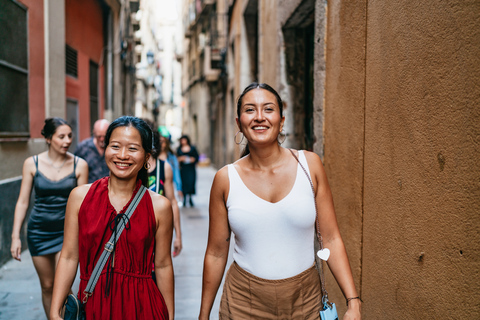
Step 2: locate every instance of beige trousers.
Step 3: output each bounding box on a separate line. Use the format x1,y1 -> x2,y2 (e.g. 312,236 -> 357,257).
219,262 -> 322,319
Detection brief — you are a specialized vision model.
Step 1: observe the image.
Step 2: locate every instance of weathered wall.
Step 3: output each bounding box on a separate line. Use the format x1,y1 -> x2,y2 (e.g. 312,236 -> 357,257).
362,1 -> 480,317
323,0 -> 366,316
0,179 -> 34,266
324,0 -> 480,318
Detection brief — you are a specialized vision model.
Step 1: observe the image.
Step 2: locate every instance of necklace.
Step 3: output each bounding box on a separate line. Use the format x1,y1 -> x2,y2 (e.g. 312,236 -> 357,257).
46,153 -> 67,172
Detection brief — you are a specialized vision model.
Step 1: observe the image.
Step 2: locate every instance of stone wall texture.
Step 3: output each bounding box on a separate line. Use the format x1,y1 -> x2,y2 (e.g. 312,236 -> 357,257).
324,0 -> 480,317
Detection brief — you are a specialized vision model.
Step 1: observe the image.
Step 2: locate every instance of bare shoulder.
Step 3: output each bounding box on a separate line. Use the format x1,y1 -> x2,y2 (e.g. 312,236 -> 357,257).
164,160 -> 172,171
74,154 -> 88,167
148,190 -> 172,212
22,155 -> 37,176
302,150 -> 323,168
213,165 -> 229,188
164,160 -> 173,177
23,155 -> 36,168
70,184 -> 92,201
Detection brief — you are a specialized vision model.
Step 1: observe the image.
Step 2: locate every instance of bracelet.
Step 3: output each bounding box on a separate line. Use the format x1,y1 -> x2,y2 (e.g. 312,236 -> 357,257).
346,296 -> 363,306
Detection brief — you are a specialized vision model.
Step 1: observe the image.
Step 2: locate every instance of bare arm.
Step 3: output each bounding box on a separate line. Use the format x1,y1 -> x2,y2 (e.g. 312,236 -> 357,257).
75,156 -> 89,186
199,167 -> 231,319
163,161 -> 182,256
305,151 -> 361,319
152,192 -> 175,320
50,185 -> 90,320
10,157 -> 35,261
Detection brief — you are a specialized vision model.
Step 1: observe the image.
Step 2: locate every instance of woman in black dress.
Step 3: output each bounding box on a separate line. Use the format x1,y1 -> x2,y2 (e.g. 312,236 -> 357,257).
10,118 -> 88,318
176,135 -> 199,207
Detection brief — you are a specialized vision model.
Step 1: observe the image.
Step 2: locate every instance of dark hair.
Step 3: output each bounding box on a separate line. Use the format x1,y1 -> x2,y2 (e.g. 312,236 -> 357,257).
236,83 -> 284,157
105,116 -> 153,187
179,135 -> 191,146
41,117 -> 70,139
160,134 -> 175,156
141,118 -> 160,159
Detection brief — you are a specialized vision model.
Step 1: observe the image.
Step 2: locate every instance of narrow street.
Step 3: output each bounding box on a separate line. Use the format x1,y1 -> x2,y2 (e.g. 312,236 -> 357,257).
0,166 -> 231,320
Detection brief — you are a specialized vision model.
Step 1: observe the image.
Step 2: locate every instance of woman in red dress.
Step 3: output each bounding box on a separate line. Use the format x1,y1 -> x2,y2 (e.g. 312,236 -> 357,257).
50,116 -> 174,319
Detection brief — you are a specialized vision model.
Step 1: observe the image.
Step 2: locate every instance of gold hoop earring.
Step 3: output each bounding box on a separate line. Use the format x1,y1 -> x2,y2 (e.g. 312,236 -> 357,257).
234,131 -> 244,145
144,161 -> 150,170
278,129 -> 287,145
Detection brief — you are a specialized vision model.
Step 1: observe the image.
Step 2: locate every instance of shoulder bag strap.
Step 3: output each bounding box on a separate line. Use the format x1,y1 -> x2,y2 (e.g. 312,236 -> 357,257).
82,184 -> 147,303
156,159 -> 160,192
288,149 -> 330,302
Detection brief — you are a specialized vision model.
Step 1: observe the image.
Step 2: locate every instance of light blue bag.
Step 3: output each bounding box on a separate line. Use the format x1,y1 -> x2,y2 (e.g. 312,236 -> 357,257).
320,298 -> 338,320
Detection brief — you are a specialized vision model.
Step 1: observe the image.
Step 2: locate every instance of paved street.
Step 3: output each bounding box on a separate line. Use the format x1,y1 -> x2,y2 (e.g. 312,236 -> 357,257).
0,166 -> 232,320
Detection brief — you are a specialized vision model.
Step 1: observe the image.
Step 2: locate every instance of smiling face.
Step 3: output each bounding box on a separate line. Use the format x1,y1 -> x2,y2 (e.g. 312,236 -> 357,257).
236,88 -> 285,146
47,124 -> 73,154
105,126 -> 148,180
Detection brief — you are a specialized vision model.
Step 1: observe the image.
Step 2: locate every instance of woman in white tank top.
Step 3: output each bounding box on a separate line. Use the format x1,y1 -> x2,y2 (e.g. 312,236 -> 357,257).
199,83 -> 361,320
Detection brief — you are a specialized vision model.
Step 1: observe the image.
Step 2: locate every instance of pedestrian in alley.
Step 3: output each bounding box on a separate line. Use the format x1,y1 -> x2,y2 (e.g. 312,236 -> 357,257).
10,117 -> 88,319
74,118 -> 110,183
177,134 -> 199,207
159,134 -> 183,201
143,119 -> 182,258
50,116 -> 174,320
199,83 -> 362,319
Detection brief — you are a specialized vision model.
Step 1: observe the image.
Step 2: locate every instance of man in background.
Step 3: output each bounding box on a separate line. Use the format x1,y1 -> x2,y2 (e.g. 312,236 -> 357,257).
75,119 -> 110,183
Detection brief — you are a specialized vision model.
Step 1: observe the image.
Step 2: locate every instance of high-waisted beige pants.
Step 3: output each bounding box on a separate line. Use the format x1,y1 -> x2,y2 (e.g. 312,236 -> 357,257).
219,262 -> 322,319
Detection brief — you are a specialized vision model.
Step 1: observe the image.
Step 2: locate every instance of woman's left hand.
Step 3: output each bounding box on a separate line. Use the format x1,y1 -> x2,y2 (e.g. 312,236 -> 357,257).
343,300 -> 361,320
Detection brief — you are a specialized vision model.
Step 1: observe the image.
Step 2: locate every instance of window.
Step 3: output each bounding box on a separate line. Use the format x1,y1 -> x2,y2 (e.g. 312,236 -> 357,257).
89,61 -> 99,132
0,0 -> 29,137
66,45 -> 78,78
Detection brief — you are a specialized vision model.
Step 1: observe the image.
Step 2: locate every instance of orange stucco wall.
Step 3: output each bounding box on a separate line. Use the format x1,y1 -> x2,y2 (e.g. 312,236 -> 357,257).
19,0 -> 45,138
65,0 -> 104,140
322,1 -> 366,316
324,0 -> 480,318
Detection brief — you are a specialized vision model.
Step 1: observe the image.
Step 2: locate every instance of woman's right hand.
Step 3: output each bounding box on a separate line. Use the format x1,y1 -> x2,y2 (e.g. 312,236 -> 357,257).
10,237 -> 22,261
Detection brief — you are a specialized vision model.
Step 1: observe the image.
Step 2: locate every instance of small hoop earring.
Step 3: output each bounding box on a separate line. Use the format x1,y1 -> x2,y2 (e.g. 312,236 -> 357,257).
278,129 -> 287,145
234,131 -> 244,145
144,161 -> 150,170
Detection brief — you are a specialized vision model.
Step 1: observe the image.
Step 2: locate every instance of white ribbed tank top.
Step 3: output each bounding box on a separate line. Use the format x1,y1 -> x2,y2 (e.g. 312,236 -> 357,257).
226,150 -> 316,280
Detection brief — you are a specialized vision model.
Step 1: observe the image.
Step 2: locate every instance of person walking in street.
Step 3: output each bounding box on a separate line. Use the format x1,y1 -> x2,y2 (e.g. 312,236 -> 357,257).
199,83 -> 361,319
144,119 -> 182,258
177,135 -> 199,207
50,116 -> 174,320
74,118 -> 110,183
159,134 -> 183,200
10,117 -> 88,319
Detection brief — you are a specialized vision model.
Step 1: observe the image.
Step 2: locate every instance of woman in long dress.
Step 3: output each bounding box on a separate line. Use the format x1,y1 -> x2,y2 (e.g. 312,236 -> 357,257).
50,116 -> 174,319
10,118 -> 88,318
176,135 -> 199,207
199,83 -> 361,319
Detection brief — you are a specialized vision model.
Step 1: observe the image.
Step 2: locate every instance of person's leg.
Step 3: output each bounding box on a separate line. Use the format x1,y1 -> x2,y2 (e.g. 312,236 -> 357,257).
189,194 -> 194,207
31,251 -> 61,319
183,194 -> 189,207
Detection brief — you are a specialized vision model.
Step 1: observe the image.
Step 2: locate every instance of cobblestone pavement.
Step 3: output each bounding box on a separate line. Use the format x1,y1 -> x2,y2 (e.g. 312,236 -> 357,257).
0,166 -> 232,320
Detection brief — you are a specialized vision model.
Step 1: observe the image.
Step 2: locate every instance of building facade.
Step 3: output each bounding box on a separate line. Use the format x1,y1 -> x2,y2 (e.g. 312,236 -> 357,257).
215,0 -> 480,318
181,0 -> 229,162
0,0 -> 138,265
134,0 -> 184,141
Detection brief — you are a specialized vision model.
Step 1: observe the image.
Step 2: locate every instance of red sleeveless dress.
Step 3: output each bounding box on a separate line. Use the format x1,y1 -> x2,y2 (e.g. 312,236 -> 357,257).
77,177 -> 169,319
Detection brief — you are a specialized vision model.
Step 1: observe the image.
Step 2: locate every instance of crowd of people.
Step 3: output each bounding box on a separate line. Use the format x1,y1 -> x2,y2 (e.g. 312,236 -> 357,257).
10,83 -> 361,319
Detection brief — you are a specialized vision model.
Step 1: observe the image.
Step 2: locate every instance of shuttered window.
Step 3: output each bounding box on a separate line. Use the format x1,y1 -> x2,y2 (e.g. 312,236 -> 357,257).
66,45 -> 78,78
0,0 -> 29,137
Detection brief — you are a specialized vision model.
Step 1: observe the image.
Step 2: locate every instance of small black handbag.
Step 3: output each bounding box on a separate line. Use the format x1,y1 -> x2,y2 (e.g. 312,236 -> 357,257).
63,294 -> 85,320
